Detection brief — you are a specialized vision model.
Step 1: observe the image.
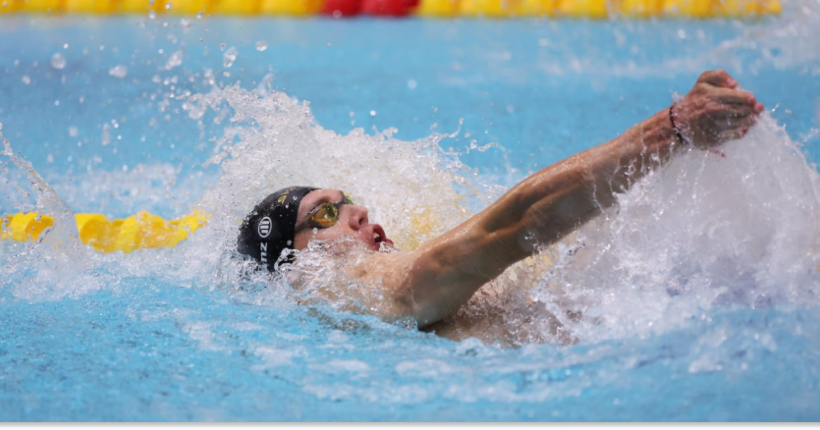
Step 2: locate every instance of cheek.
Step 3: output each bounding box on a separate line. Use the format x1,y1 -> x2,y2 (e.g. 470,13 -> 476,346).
316,225 -> 347,241
293,225 -> 348,249
293,230 -> 313,250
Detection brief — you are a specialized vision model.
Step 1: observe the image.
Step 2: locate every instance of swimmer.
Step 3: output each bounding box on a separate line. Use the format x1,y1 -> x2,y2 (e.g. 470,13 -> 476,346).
237,70 -> 765,344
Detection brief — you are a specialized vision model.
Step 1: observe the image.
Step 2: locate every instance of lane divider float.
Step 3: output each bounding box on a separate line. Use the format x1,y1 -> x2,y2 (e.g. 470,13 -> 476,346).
0,0 -> 782,18
0,210 -> 209,253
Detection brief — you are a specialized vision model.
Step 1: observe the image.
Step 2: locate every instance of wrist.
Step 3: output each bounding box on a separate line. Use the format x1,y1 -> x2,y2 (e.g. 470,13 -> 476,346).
669,103 -> 689,147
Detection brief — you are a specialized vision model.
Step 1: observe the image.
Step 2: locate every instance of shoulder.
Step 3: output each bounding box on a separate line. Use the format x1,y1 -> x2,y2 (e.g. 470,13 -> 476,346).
345,249 -> 418,318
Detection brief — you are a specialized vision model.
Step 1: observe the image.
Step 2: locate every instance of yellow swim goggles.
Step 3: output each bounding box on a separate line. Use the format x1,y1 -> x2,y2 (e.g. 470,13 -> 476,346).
296,194 -> 355,231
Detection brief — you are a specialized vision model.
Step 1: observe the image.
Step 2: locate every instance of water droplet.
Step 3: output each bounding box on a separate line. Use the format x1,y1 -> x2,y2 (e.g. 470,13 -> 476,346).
223,47 -> 238,68
50,53 -> 66,70
165,50 -> 184,70
109,65 -> 128,79
101,124 -> 111,146
255,41 -> 267,52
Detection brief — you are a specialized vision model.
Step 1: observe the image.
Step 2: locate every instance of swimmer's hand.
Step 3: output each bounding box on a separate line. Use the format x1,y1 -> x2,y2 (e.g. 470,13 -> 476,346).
673,69 -> 765,149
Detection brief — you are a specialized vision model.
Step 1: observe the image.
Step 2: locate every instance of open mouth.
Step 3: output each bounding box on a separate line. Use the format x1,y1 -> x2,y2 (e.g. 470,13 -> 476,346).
372,224 -> 394,249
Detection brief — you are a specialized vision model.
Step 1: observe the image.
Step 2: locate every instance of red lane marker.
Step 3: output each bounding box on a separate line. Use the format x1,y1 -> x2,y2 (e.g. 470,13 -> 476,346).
362,0 -> 419,16
322,0 -> 363,16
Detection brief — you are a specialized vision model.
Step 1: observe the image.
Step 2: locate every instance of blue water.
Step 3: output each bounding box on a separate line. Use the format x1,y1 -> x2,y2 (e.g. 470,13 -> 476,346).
1,2 -> 820,422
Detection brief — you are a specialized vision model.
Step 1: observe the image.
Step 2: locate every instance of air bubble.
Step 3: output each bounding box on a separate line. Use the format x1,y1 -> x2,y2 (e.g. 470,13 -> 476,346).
50,53 -> 66,70
255,41 -> 267,52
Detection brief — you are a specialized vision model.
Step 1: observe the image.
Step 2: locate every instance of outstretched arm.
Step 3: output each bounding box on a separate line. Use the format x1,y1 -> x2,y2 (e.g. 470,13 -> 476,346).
375,70 -> 764,327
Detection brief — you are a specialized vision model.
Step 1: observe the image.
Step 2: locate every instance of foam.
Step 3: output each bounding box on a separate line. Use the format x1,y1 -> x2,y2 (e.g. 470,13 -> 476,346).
533,113 -> 820,343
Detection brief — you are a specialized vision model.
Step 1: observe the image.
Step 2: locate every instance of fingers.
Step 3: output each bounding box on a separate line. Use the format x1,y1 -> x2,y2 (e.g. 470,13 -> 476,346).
729,114 -> 757,129
717,128 -> 747,142
714,87 -> 754,106
710,87 -> 765,118
698,69 -> 738,89
713,103 -> 754,119
715,115 -> 757,142
717,112 -> 756,128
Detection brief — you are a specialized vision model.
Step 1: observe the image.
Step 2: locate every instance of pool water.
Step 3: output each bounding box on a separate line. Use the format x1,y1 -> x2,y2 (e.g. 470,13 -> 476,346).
1,1 -> 820,421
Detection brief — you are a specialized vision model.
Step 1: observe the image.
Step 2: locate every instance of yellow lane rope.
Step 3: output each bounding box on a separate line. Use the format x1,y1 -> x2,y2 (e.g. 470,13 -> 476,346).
0,210 -> 209,253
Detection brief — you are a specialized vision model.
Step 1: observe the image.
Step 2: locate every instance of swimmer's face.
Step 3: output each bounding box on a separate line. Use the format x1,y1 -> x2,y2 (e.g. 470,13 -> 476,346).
292,189 -> 394,252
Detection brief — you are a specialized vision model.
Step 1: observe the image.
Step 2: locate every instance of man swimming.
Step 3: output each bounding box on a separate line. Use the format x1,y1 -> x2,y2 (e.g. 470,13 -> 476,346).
237,70 -> 765,342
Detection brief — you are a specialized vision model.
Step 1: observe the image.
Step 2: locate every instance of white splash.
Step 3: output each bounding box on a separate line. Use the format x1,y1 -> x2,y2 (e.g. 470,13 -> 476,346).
0,130 -> 95,300
533,113 -> 820,343
167,84 -> 497,295
4,80 -> 819,348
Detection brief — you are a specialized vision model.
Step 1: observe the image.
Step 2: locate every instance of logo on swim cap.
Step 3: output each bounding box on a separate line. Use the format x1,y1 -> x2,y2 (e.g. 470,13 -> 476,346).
258,217 -> 272,238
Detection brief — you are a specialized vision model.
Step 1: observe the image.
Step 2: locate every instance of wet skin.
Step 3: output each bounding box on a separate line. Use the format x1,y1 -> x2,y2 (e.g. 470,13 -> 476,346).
288,70 -> 765,338
292,189 -> 394,252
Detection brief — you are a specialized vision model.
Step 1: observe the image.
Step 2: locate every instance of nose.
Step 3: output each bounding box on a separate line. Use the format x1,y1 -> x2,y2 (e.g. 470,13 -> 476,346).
345,204 -> 369,230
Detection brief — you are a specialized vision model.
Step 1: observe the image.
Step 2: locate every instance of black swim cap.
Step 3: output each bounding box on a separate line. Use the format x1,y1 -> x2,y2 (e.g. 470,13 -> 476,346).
237,186 -> 318,272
